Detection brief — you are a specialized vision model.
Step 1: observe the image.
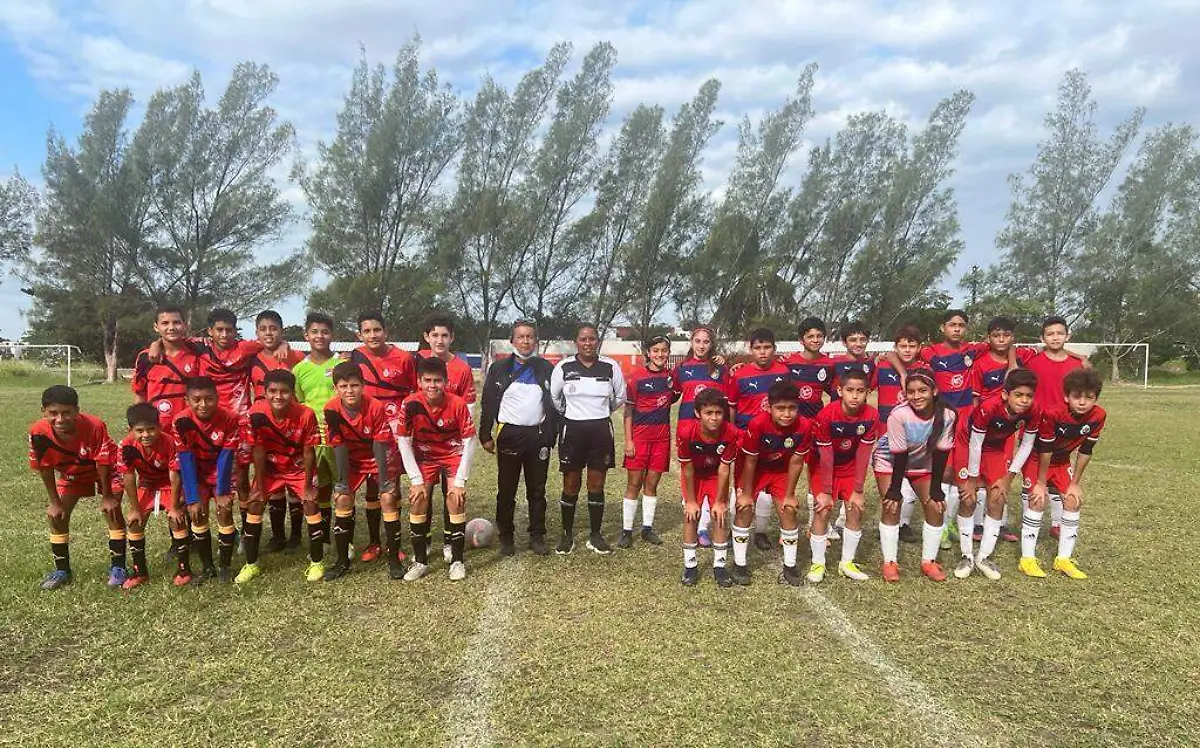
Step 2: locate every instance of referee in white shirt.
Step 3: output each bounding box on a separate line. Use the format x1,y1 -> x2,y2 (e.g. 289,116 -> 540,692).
550,324 -> 625,555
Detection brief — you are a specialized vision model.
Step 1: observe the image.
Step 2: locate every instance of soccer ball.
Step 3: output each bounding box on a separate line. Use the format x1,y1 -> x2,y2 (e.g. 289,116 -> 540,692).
465,517 -> 497,549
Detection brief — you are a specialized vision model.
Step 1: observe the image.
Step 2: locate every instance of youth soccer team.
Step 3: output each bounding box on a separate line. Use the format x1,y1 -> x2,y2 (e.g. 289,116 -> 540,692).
28,305 -> 1106,591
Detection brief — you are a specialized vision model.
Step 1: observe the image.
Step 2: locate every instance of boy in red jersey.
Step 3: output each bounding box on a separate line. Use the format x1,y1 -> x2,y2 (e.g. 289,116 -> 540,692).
249,309 -> 305,400
397,357 -> 478,582
116,403 -> 179,589
952,369 -> 1041,581
242,370 -> 321,584
322,362 -> 397,581
734,381 -> 812,587
29,386 -> 121,590
132,305 -> 200,425
677,388 -> 739,587
784,317 -> 835,420
170,377 -> 240,585
1026,316 -> 1087,412
829,320 -> 877,390
807,370 -> 878,583
1020,368 -> 1106,580
671,326 -> 729,547
621,336 -> 679,549
969,317 -> 1032,403
351,310 -> 418,426
876,326 -> 923,543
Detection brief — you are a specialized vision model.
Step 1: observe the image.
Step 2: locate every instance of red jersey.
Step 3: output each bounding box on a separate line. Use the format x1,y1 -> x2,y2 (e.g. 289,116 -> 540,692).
1036,404 -> 1106,465
171,406 -> 241,470
676,420 -> 740,479
132,346 -> 201,425
626,365 -> 679,442
672,357 -> 729,425
782,352 -> 835,419
247,400 -> 320,475
430,354 -> 477,404
28,413 -> 116,481
968,348 -> 1035,402
811,401 -> 879,478
250,347 -> 305,400
740,411 -> 813,474
1026,351 -> 1083,412
195,339 -> 264,414
920,341 -> 989,411
727,359 -> 792,430
324,395 -> 394,471
397,392 -> 475,464
117,433 -> 174,488
351,345 -> 418,419
966,394 -> 1041,452
829,353 -> 876,391
874,359 -> 909,424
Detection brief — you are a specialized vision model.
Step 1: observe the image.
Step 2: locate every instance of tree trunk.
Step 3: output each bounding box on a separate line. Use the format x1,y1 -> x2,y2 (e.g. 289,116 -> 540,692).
1111,350 -> 1121,383
104,314 -> 120,384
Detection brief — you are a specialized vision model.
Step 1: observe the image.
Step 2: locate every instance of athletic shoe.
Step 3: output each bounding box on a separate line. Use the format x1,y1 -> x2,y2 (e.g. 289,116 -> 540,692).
898,524 -> 918,544
586,533 -> 613,555
121,571 -> 150,590
1000,526 -> 1019,543
286,534 -> 303,552
443,545 -> 453,564
697,530 -> 712,548
1053,557 -> 1088,580
806,563 -> 826,584
1018,556 -> 1047,578
881,561 -> 901,583
953,555 -> 974,579
780,564 -> 802,587
530,536 -> 549,556
403,562 -> 430,581
217,566 -> 233,584
556,533 -> 574,555
920,560 -> 947,582
1049,524 -> 1061,539
234,563 -> 262,584
192,566 -> 217,587
172,571 -> 192,587
641,527 -> 663,546
616,530 -> 634,549
838,561 -> 869,581
107,566 -> 128,589
730,564 -> 751,586
448,561 -> 467,581
975,555 -> 1002,581
322,563 -> 351,582
681,566 -> 699,586
828,525 -> 841,542
940,524 -> 953,551
499,539 -> 516,557
305,561 -> 325,582
264,536 -> 288,554
40,569 -> 72,590
713,566 -> 733,588
753,532 -> 772,551
972,526 -> 983,542
359,544 -> 381,563
387,557 -> 407,580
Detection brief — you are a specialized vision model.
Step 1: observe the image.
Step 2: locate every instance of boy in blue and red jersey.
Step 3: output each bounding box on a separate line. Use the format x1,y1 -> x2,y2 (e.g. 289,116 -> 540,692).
620,336 -> 680,548
969,317 -> 1032,404
677,387 -> 741,587
829,320 -> 877,390
784,317 -> 835,419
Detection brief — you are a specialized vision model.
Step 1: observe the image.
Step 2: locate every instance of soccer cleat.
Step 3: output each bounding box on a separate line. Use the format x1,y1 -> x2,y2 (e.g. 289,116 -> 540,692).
530,536 -> 549,556
556,533 -> 574,555
806,563 -> 826,584
975,555 -> 1002,581
403,562 -> 430,582
499,538 -> 516,557
681,566 -> 699,586
939,524 -> 953,551
617,530 -> 634,549
898,524 -> 918,544
172,571 -> 193,587
641,527 -> 663,546
1018,556 -> 1047,578
828,525 -> 841,542
1054,557 -> 1088,580
730,564 -> 752,586
234,562 -> 262,585
1049,524 -> 1061,539
953,555 -> 974,579
322,563 -> 351,582
217,566 -> 233,584
1000,526 -> 1019,543
443,545 -> 453,564
191,566 -> 217,587
122,571 -> 150,590
359,544 -> 381,563
920,560 -> 947,582
286,534 -> 303,552
586,533 -> 613,555
881,561 -> 901,583
448,561 -> 467,581
780,564 -> 802,587
305,561 -> 326,582
40,569 -> 72,590
713,566 -> 733,588
107,566 -> 128,589
387,557 -> 407,580
753,532 -> 772,551
264,536 -> 288,554
838,561 -> 869,581
697,530 -> 712,548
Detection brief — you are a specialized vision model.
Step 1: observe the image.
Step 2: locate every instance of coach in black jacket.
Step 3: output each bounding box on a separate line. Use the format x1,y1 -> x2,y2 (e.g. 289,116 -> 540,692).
479,320 -> 558,556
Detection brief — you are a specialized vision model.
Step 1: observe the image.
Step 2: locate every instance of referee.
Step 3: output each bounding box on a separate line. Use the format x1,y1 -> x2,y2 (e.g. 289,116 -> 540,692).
550,324 -> 625,555
479,320 -> 558,556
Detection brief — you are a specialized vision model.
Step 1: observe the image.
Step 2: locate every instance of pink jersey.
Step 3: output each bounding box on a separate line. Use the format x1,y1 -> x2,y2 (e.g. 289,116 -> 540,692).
881,402 -> 956,474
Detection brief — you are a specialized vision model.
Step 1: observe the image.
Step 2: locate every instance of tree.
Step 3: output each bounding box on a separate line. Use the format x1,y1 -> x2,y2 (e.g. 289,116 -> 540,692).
0,169 -> 37,265
299,40 -> 463,325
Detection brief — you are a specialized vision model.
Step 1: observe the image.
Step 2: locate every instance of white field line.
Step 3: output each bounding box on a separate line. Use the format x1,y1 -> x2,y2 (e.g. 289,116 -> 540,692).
446,559 -> 526,748
1094,461 -> 1147,472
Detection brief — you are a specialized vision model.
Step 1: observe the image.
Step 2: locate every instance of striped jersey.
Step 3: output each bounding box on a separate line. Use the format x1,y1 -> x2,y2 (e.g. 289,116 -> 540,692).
625,365 -> 679,442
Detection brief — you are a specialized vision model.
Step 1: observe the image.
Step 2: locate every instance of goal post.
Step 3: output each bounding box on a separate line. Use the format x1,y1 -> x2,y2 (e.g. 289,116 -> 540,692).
1,343 -> 85,387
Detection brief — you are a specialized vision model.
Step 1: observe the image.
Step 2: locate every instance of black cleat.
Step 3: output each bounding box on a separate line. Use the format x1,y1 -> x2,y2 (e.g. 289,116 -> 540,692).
753,532 -> 772,551
586,533 -> 613,555
264,536 -> 288,554
616,530 -> 634,549
499,539 -> 516,557
681,566 -> 699,586
898,524 -> 919,544
640,527 -> 663,546
713,566 -> 733,588
286,534 -> 303,552
530,536 -> 549,556
190,566 -> 217,587
556,533 -> 574,555
323,563 -> 351,582
217,566 -> 233,584
780,564 -> 802,587
730,564 -> 751,586
387,558 -> 407,580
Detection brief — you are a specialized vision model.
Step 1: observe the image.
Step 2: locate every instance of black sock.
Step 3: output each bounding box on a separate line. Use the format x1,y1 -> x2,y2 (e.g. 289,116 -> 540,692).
289,502 -> 303,541
109,531 -> 127,569
240,508 -> 248,533
308,517 -> 324,563
50,535 -> 70,572
243,520 -> 263,564
410,520 -> 430,565
333,513 -> 354,566
587,492 -> 605,535
560,493 -> 578,534
174,532 -> 191,575
193,528 -> 214,570
217,529 -> 236,569
268,499 -> 286,540
129,533 -> 147,575
366,505 -> 382,546
320,505 -> 332,541
385,517 -> 404,562
448,520 -> 466,563
442,497 -> 451,548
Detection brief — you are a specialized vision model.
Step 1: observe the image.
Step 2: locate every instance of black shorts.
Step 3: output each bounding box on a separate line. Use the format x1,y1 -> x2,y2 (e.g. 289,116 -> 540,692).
559,418 -> 615,473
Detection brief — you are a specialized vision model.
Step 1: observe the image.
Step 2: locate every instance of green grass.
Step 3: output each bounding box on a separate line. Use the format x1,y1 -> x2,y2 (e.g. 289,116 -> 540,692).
1,381 -> 1197,747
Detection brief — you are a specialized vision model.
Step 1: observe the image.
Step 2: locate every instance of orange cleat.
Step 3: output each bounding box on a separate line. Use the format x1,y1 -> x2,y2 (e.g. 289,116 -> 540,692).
359,544 -> 381,563
881,561 -> 901,583
920,560 -> 947,582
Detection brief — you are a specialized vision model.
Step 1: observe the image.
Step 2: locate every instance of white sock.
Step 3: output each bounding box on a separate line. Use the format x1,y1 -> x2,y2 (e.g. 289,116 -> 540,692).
1001,501 -> 1009,525
809,532 -> 827,566
958,514 -> 974,557
879,523 -> 900,563
698,500 -> 712,533
841,528 -> 862,564
943,484 -> 960,528
732,525 -> 750,566
754,493 -> 772,533
713,541 -> 728,568
641,495 -> 657,529
921,521 -> 942,562
782,527 -> 801,567
1058,510 -> 1080,558
806,493 -> 815,528
1050,494 -> 1064,528
834,503 -> 847,530
973,489 -> 987,528
899,480 -> 917,526
683,542 -> 698,568
622,498 -> 637,532
979,515 -> 1002,559
1021,504 -> 1043,558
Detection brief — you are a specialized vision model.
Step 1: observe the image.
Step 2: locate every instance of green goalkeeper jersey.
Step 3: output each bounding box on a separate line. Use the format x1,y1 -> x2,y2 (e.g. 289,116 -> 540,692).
294,355 -> 339,435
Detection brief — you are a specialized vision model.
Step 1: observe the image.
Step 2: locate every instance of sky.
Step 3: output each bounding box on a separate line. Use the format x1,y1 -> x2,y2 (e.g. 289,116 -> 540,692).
1,0 -> 1198,339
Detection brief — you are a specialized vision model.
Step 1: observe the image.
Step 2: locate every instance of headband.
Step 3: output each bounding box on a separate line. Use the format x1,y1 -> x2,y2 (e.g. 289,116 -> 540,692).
906,368 -> 937,388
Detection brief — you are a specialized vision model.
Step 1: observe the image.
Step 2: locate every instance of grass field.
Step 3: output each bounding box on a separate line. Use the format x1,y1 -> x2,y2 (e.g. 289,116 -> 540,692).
1,376 -> 1197,748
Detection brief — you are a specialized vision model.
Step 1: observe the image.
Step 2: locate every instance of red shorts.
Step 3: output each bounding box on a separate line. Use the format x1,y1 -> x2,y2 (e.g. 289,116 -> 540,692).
1021,459 -> 1073,495
136,484 -> 173,514
56,474 -> 121,499
624,439 -> 670,473
346,465 -> 394,494
416,458 -> 460,487
873,470 -> 932,485
751,471 -> 790,505
265,471 -> 309,499
953,445 -> 1011,485
236,415 -> 253,467
808,473 -> 859,502
688,474 -> 730,511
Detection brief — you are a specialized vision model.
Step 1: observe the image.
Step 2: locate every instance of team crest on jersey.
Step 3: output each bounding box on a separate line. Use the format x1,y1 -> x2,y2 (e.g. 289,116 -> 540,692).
783,437 -> 795,448
958,467 -> 969,480
964,355 -> 973,367
710,370 -> 721,380
951,374 -> 965,388
385,403 -> 398,415
695,384 -> 708,394
184,364 -> 193,373
800,385 -> 814,399
856,424 -> 866,435
1022,476 -> 1032,490
383,368 -> 391,377
211,431 -> 223,441
817,369 -> 828,382
566,383 -> 577,395
79,446 -> 89,457
437,418 -> 444,427
716,444 -> 726,455
157,401 -> 172,413
154,459 -> 163,468
364,427 -> 371,435
1080,424 -> 1091,435
839,439 -> 853,451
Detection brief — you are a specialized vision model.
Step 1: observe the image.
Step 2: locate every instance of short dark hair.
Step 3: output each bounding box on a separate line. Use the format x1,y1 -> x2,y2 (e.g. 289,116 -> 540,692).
839,320 -> 870,342
767,380 -> 799,404
798,317 -> 826,337
357,310 -> 387,330
749,327 -> 776,347
41,385 -> 78,408
1042,315 -> 1069,333
987,316 -> 1016,333
184,376 -> 217,395
126,403 -> 160,428
894,324 -> 923,344
1064,368 -> 1103,398
1004,368 -> 1038,392
417,355 -> 448,380
305,312 -> 335,330
332,361 -> 364,385
206,308 -> 237,328
694,387 -> 727,413
263,369 -> 296,391
942,309 -> 969,324
155,304 -> 185,322
839,369 -> 871,387
255,309 -> 283,327
575,323 -> 599,339
422,312 -> 455,336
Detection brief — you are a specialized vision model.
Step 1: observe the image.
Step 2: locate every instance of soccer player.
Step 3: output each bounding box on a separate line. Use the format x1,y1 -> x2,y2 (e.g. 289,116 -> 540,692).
243,370 -> 321,583
829,320 -> 876,389
116,403 -> 179,589
735,381 -> 811,586
808,370 -> 878,583
397,357 -> 478,581
727,328 -> 791,552
133,305 -> 200,425
952,369 -> 1041,580
322,362 -> 397,581
294,313 -> 341,550
1021,368 -> 1106,580
29,385 -> 121,590
874,370 -> 956,582
784,317 -> 835,420
677,387 -> 739,587
876,325 -> 923,544
620,335 -> 679,548
249,309 -> 305,400
170,377 -> 240,585
671,325 -> 729,547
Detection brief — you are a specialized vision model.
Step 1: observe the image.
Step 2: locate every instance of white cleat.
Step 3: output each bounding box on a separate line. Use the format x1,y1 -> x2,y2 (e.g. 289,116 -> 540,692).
402,562 -> 430,582
448,561 -> 466,581
443,545 -> 453,564
975,555 -> 1002,580
953,555 -> 974,579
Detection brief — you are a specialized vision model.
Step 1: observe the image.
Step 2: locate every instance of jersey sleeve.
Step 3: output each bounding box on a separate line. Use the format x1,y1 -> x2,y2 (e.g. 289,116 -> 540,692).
886,411 -> 908,454
458,399 -> 477,440
813,410 -> 833,447
969,401 -> 991,433
132,352 -> 150,398
1081,411 -> 1105,454
720,429 -> 740,464
396,399 -> 414,438
372,405 -> 394,444
117,442 -> 136,475
1016,347 -> 1036,365
28,425 -> 50,470
625,370 -> 638,406
936,409 -> 957,452
301,409 -> 321,447
222,417 -> 241,450
724,366 -> 741,410
740,418 -> 761,457
918,345 -> 935,366
93,422 -> 117,466
461,365 -> 477,405
795,420 -> 813,457
676,427 -> 694,463
294,366 -> 309,404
